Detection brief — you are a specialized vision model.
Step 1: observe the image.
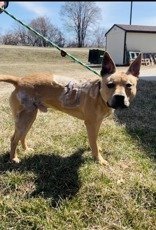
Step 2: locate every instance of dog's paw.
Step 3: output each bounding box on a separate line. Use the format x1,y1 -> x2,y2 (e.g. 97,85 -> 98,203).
98,158 -> 109,166
96,155 -> 109,166
10,157 -> 20,164
25,147 -> 34,152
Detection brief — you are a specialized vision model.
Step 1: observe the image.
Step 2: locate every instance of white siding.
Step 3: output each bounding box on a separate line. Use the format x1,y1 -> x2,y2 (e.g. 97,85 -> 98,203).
126,32 -> 156,52
106,26 -> 125,65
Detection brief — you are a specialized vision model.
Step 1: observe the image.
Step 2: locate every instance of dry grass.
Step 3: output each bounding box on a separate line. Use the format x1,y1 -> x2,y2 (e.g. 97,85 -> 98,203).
0,45 -> 156,230
0,45 -> 97,79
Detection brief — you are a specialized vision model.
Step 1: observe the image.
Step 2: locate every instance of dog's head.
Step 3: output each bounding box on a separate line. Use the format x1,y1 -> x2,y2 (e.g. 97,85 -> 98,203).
100,52 -> 142,109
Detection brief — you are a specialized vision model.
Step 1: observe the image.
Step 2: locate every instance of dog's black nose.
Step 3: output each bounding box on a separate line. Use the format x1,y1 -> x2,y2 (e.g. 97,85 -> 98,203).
111,94 -> 128,109
115,94 -> 124,102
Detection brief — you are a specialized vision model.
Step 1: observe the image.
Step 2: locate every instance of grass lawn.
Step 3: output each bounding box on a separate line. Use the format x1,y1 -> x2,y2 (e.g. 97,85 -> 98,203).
0,45 -> 156,230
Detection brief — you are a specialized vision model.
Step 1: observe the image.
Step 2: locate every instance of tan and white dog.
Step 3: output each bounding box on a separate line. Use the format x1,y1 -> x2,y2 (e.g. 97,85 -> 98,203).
0,52 -> 141,164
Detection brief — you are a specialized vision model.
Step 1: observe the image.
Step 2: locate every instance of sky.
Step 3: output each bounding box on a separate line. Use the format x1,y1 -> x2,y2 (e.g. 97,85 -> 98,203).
1,1 -> 156,38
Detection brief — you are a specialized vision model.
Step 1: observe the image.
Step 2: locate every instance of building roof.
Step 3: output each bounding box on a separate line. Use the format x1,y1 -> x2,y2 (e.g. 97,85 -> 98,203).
105,24 -> 156,35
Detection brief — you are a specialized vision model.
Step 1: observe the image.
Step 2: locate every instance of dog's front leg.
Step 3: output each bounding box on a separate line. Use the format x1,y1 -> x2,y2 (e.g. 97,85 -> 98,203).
84,120 -> 108,165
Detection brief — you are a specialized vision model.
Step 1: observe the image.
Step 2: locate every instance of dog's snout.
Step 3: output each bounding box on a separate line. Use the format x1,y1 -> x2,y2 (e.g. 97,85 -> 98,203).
108,94 -> 129,109
113,94 -> 127,109
114,94 -> 125,103
115,94 -> 124,100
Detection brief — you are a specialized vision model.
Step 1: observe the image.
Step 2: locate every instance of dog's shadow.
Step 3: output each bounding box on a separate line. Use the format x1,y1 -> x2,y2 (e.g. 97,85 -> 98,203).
0,148 -> 86,207
115,79 -> 156,160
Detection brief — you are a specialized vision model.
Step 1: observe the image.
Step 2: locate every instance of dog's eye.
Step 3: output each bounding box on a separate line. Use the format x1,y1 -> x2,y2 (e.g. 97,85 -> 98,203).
107,83 -> 115,89
126,83 -> 132,88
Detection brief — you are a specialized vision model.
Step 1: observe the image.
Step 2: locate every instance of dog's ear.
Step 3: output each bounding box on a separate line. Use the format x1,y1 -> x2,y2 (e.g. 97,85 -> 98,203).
100,52 -> 116,77
126,53 -> 142,77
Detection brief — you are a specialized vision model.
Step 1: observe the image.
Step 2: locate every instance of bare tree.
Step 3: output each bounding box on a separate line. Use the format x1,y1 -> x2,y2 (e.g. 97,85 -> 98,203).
14,24 -> 29,45
60,2 -> 101,47
2,16 -> 65,47
0,32 -> 2,44
91,27 -> 106,48
28,16 -> 65,47
2,32 -> 19,45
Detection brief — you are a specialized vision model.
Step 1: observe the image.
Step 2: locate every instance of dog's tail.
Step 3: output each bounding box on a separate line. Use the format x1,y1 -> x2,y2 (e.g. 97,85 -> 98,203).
0,75 -> 19,86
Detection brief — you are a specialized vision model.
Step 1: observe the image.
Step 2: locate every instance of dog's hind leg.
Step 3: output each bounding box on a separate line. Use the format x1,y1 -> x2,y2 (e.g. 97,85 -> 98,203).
10,109 -> 38,163
20,110 -> 38,151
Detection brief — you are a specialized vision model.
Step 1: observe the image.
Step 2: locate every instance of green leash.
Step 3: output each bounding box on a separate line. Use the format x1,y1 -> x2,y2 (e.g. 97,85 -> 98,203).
0,6 -> 102,77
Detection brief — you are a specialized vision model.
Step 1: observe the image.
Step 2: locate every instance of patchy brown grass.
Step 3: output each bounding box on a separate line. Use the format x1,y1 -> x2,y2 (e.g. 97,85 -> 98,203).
0,45 -> 155,230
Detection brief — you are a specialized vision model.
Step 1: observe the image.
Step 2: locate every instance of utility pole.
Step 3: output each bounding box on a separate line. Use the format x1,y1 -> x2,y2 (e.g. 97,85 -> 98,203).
130,1 -> 133,25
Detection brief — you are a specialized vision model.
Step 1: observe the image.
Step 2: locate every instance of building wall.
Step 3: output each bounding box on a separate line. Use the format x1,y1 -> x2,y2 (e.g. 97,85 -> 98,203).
106,26 -> 125,65
126,32 -> 156,52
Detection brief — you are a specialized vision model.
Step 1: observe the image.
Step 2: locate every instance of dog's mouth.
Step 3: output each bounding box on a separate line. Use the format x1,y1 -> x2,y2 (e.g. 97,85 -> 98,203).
107,102 -> 128,109
117,104 -> 128,109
